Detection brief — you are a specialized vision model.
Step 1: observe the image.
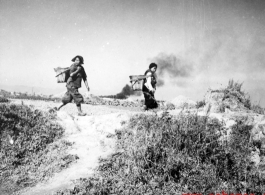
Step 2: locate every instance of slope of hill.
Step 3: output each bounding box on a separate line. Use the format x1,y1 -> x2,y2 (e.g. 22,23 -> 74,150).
2,80 -> 265,194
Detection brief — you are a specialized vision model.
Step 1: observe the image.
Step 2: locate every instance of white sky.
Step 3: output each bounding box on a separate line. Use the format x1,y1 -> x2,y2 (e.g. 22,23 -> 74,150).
1,0 -> 265,105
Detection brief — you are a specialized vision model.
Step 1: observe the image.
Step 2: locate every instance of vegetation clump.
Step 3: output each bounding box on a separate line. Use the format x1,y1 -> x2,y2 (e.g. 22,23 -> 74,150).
0,96 -> 9,103
223,79 -> 251,109
209,79 -> 251,111
0,103 -> 77,194
196,100 -> 206,109
204,79 -> 265,113
56,112 -> 265,194
251,104 -> 265,115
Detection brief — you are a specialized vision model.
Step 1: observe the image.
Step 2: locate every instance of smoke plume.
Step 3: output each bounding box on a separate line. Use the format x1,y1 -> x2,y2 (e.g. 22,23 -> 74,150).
116,84 -> 141,99
152,53 -> 193,87
102,84 -> 141,99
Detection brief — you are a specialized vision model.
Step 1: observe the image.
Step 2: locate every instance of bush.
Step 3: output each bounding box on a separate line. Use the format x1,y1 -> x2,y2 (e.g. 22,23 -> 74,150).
0,104 -> 77,194
227,79 -> 243,92
0,96 -> 9,103
251,104 -> 265,115
56,112 -> 265,194
196,100 -> 206,109
224,79 -> 251,109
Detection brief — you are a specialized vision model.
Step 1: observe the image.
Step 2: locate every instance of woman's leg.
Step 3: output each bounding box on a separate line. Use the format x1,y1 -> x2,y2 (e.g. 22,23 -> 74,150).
72,88 -> 86,116
57,102 -> 67,110
76,104 -> 86,116
143,90 -> 157,109
56,90 -> 72,110
143,92 -> 149,110
149,92 -> 158,109
142,86 -> 150,110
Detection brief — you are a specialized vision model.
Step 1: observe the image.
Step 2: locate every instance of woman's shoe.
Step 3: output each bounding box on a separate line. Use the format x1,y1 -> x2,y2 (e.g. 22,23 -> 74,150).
78,112 -> 86,116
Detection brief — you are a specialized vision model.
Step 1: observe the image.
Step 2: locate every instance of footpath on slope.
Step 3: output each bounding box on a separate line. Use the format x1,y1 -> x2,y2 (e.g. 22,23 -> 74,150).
9,100 -> 141,195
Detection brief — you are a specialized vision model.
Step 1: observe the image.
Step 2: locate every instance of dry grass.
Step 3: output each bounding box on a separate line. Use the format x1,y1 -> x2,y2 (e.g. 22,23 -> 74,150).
0,103 -> 78,195
55,112 -> 265,194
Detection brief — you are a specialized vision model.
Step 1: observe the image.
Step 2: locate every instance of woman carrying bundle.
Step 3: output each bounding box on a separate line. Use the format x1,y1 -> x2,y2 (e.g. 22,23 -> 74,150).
56,55 -> 90,116
142,63 -> 158,111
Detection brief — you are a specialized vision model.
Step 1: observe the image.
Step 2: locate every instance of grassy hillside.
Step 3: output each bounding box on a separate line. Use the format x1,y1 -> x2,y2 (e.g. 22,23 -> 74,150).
0,103 -> 77,195
56,112 -> 265,194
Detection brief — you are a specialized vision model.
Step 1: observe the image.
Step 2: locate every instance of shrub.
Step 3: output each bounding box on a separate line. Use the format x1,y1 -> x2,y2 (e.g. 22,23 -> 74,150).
0,96 -> 9,103
0,104 -> 77,194
57,110 -> 265,195
227,79 -> 243,92
222,79 -> 252,110
196,100 -> 206,109
251,104 -> 265,115
56,111 -> 265,194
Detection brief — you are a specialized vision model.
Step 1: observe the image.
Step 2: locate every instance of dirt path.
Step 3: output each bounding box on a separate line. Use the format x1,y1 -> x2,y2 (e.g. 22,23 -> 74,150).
9,100 -> 140,195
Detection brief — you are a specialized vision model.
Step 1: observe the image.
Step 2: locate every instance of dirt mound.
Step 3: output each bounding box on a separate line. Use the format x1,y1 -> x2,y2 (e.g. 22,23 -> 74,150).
203,80 -> 252,113
204,89 -> 251,113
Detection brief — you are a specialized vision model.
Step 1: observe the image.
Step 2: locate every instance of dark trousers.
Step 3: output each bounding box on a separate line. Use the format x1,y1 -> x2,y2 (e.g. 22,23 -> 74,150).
62,86 -> 84,105
142,86 -> 158,109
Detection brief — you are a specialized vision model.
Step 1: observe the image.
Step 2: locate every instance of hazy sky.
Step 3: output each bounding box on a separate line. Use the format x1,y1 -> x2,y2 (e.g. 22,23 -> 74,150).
1,0 -> 265,104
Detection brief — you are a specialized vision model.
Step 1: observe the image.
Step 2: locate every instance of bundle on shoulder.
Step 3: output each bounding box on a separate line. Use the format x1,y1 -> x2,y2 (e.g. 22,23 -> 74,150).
54,67 -> 70,83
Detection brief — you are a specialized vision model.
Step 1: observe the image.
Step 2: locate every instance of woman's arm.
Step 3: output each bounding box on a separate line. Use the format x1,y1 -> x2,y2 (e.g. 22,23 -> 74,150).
145,72 -> 155,92
84,80 -> 90,92
70,66 -> 81,77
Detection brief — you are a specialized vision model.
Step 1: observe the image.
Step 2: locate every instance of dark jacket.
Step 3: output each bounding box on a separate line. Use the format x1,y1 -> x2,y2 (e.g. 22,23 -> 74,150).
67,64 -> 87,88
143,69 -> 157,90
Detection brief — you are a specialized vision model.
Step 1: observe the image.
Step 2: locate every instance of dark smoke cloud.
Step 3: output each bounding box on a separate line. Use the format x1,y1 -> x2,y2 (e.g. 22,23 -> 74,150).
116,84 -> 141,99
102,84 -> 141,99
152,53 -> 193,87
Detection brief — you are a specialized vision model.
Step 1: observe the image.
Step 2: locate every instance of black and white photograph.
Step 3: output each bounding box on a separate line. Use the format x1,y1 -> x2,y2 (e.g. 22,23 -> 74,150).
1,0 -> 265,194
